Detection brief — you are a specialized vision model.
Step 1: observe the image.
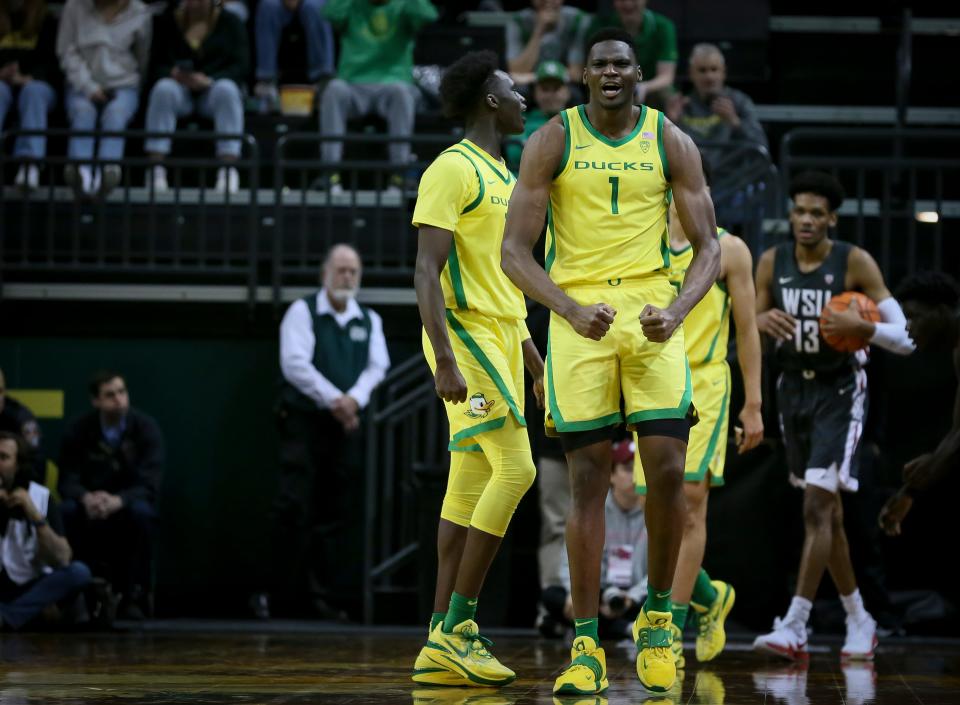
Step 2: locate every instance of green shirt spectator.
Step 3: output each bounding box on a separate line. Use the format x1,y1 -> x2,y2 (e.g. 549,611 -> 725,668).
588,0 -> 676,108
322,0 -> 438,85
506,59 -> 571,172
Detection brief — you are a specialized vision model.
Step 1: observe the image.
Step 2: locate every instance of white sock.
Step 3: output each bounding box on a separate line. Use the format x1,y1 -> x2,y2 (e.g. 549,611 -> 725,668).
784,596 -> 812,627
840,589 -> 869,622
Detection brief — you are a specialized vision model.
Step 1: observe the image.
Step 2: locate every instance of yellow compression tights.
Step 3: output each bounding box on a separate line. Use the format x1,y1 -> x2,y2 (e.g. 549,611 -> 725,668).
440,417 -> 536,537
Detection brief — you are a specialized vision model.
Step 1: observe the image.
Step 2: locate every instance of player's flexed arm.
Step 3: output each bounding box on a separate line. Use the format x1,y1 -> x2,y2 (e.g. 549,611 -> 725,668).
415,227 -> 468,404
501,119 -> 616,341
640,123 -> 721,343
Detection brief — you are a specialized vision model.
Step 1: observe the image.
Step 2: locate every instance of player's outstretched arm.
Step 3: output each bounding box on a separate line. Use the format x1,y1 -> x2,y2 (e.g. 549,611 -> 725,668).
723,235 -> 764,453
823,246 -> 915,355
644,121 -> 720,342
502,119 -> 615,341
414,226 -> 468,404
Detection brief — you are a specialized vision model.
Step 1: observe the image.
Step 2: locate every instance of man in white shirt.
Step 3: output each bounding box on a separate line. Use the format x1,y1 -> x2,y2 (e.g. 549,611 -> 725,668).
254,244 -> 389,620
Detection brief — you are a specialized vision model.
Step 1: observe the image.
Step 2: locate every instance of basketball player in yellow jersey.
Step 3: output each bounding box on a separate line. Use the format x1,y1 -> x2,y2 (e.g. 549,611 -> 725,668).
633,158 -> 764,673
502,28 -> 721,695
410,50 -> 544,688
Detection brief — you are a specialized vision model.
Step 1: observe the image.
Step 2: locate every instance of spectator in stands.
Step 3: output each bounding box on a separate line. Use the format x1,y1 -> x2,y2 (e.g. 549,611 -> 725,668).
588,0 -> 676,109
254,244 -> 389,619
56,0 -> 151,198
143,0 -> 249,194
1,431 -> 92,631
318,0 -> 437,196
505,0 -> 588,85
540,438 -> 648,640
58,371 -> 163,621
0,0 -> 60,191
505,59 -> 570,172
253,0 -> 334,112
0,368 -> 46,485
665,43 -> 767,168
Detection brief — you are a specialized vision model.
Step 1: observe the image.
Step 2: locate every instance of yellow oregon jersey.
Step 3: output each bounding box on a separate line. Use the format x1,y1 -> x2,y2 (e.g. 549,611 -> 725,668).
547,105 -> 671,288
412,139 -> 526,320
668,228 -> 730,367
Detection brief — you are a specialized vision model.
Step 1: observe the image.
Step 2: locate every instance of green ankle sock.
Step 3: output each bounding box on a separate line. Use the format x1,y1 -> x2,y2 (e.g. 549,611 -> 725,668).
442,592 -> 477,633
574,616 -> 600,644
691,569 -> 718,610
430,612 -> 446,631
672,603 -> 689,630
645,587 -> 672,615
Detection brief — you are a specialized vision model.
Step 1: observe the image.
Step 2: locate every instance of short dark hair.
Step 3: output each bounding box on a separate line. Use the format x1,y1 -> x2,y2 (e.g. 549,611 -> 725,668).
585,28 -> 637,62
439,50 -> 500,120
895,271 -> 960,309
789,171 -> 845,211
89,370 -> 125,398
0,430 -> 31,476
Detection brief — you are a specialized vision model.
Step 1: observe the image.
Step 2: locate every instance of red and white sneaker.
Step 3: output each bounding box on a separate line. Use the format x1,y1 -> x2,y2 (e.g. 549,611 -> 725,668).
753,617 -> 809,660
841,614 -> 878,661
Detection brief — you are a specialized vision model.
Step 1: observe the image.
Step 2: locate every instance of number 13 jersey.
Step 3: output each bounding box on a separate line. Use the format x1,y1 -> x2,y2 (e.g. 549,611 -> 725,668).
547,104 -> 671,288
771,239 -> 856,372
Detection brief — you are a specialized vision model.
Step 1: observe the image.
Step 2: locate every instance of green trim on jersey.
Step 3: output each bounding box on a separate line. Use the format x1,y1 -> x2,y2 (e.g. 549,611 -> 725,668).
545,202 -> 557,273
576,104 -> 646,148
701,296 -> 729,363
447,240 -> 469,309
441,148 -> 485,214
445,309 -> 526,427
555,110 -> 572,179
460,141 -> 512,185
657,111 -> 670,182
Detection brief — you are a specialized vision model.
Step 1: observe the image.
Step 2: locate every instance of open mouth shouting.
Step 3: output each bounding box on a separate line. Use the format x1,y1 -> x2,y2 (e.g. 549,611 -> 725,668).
601,81 -> 623,99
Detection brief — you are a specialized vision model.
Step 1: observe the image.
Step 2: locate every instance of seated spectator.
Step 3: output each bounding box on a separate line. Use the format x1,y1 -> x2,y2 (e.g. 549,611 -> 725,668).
505,59 -> 570,172
58,371 -> 163,620
589,0 -> 676,109
144,0 -> 249,194
253,0 -> 334,111
0,0 -> 60,191
665,43 -> 767,169
540,439 -> 648,640
318,0 -> 437,196
1,431 -> 92,631
55,0 -> 151,198
505,0 -> 588,86
0,368 -> 46,485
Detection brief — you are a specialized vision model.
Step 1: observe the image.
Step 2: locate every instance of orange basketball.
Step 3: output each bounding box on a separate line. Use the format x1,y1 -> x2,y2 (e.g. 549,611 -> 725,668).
819,291 -> 881,352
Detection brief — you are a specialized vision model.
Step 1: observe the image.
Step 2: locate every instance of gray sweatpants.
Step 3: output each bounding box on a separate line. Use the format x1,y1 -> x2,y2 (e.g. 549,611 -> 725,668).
537,455 -> 570,589
318,79 -> 417,167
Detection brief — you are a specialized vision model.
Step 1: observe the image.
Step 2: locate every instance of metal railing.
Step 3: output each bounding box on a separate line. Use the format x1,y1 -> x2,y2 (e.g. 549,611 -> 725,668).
362,352 -> 446,624
269,132 -> 457,305
0,128 -> 260,306
779,128 -> 960,279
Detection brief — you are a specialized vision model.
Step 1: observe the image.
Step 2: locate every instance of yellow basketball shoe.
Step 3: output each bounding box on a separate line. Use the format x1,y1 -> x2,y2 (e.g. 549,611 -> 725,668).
694,580 -> 735,662
670,621 -> 685,670
694,670 -> 726,705
412,620 -> 515,687
632,609 -> 676,693
553,636 -> 609,695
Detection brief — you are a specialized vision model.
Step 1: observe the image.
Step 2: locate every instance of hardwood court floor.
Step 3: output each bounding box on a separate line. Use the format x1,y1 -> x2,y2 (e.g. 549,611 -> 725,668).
1,623 -> 958,704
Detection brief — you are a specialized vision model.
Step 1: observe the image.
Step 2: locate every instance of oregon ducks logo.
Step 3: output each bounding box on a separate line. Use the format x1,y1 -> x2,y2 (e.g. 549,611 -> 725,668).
464,393 -> 496,419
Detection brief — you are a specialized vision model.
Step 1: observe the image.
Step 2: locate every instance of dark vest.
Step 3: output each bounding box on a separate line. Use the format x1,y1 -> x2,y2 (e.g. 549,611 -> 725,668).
280,294 -> 373,411
772,240 -> 855,372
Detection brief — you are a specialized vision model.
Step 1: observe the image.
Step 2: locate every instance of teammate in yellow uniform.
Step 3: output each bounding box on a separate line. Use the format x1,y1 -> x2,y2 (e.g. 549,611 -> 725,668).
410,50 -> 544,687
502,29 -> 721,695
634,159 -> 764,671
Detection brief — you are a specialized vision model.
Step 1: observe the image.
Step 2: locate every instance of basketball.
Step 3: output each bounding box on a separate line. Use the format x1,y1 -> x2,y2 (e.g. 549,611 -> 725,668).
819,291 -> 881,352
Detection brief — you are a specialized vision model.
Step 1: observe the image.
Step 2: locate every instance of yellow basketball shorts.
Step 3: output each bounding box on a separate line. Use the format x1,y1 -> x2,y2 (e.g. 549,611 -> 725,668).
422,309 -> 527,451
545,276 -> 692,435
635,360 -> 730,494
